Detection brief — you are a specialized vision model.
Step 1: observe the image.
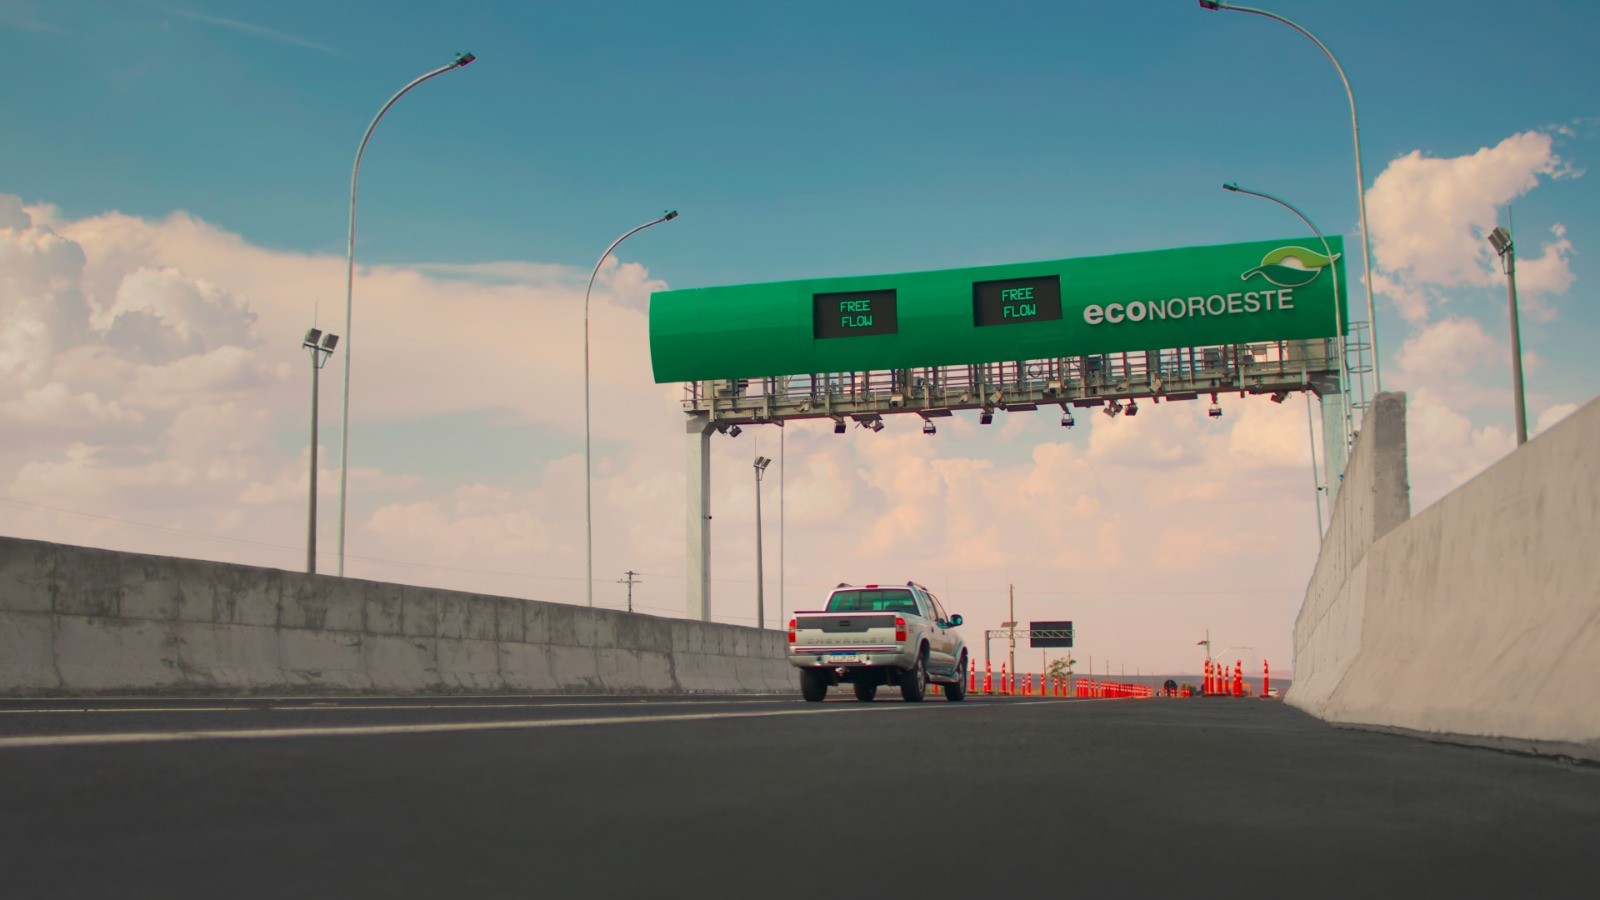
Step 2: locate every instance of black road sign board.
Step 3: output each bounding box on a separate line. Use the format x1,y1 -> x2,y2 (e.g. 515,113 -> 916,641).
1029,620 -> 1073,648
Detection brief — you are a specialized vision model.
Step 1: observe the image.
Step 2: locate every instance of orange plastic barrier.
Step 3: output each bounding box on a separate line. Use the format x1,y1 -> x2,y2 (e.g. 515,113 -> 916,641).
1073,678 -> 1154,699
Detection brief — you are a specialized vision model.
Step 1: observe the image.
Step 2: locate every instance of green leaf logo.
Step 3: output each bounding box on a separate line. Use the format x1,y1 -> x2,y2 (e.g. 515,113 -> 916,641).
1242,246 -> 1340,288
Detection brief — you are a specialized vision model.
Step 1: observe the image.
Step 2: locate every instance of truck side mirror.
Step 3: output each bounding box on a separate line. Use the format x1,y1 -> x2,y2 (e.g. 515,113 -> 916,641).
949,614 -> 963,627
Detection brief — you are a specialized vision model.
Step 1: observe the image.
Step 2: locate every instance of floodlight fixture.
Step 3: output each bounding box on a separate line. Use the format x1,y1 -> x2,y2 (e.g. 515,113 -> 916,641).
303,328 -> 323,348
1208,392 -> 1223,419
979,409 -> 994,425
832,417 -> 846,435
320,333 -> 339,351
1061,412 -> 1075,428
869,420 -> 884,433
754,456 -> 771,472
728,424 -> 742,438
922,420 -> 936,436
1270,390 -> 1288,403
1125,399 -> 1138,417
1488,226 -> 1512,257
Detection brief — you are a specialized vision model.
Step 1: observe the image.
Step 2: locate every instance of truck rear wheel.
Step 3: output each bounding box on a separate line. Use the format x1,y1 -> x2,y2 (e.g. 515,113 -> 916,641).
899,651 -> 928,703
944,658 -> 967,702
853,682 -> 877,702
800,668 -> 828,702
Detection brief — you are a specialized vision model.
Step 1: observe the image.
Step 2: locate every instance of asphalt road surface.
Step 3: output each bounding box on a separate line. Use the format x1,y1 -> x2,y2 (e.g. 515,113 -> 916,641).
2,693 -> 1597,898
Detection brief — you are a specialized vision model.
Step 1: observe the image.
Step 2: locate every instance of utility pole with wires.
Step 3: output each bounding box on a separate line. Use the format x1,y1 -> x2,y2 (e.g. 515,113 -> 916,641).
618,570 -> 641,613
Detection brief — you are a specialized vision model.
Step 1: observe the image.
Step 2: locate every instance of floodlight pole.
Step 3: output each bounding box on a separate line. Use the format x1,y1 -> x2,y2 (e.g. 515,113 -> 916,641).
303,331 -> 338,574
308,343 -> 322,574
583,211 -> 679,606
335,52 -> 476,578
1489,225 -> 1528,445
753,456 -> 770,630
1200,1 -> 1382,404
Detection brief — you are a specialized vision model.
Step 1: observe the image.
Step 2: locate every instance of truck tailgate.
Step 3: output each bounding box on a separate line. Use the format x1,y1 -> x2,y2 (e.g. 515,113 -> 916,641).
792,612 -> 899,650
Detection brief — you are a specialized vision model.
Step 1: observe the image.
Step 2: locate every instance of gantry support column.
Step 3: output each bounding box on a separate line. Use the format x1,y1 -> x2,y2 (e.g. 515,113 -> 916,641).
686,412 -> 715,621
1317,378 -> 1349,511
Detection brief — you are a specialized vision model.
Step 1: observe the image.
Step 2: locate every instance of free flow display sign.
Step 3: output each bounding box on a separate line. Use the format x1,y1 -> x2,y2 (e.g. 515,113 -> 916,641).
648,236 -> 1347,383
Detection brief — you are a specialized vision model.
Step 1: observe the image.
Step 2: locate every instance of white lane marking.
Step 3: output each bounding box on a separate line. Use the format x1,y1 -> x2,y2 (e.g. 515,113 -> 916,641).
0,706 -> 258,715
0,698 -> 792,716
0,705 -> 935,749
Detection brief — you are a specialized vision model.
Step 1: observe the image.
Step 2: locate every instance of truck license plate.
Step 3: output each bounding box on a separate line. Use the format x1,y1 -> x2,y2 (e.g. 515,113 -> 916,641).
829,652 -> 861,663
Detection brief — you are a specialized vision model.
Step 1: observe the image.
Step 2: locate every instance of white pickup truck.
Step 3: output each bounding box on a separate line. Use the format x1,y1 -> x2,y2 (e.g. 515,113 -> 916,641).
786,582 -> 968,702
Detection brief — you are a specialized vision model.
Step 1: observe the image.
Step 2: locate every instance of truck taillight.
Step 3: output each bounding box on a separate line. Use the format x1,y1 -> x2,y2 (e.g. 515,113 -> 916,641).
787,619 -> 797,643
895,616 -> 906,642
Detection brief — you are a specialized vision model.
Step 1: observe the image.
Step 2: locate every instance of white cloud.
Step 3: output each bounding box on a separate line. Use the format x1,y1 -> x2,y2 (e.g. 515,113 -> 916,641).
1367,129 -> 1576,325
0,188 -> 1584,674
1404,388 -> 1515,511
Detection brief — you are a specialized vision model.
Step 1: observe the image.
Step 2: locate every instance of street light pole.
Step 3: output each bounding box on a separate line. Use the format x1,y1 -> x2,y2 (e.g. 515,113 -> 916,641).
302,329 -> 339,574
583,210 -> 679,607
753,456 -> 771,629
1200,1 -> 1382,403
335,51 -> 476,578
1488,225 -> 1529,445
1222,182 -> 1352,451
1306,393 -> 1324,538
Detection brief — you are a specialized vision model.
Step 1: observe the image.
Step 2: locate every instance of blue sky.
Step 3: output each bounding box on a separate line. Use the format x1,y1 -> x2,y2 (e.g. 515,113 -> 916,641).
2,1 -> 1596,674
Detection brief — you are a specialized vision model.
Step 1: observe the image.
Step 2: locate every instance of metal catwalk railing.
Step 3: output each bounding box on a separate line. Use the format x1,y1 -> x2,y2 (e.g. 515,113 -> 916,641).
684,338 -> 1347,427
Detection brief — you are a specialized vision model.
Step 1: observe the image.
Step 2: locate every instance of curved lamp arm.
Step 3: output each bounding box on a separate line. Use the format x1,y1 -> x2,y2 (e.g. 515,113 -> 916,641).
1199,1 -> 1381,397
336,52 -> 475,577
582,210 -> 679,605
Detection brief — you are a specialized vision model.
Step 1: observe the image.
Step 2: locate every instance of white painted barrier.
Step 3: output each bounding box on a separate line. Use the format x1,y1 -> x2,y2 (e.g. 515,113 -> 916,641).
1290,392 -> 1600,761
0,538 -> 797,696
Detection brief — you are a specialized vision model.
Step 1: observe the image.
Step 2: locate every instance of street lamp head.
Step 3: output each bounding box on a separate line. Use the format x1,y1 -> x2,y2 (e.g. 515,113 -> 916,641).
1198,0 -> 1225,9
454,52 -> 476,67
1222,182 -> 1240,192
1488,225 -> 1513,257
662,210 -> 679,222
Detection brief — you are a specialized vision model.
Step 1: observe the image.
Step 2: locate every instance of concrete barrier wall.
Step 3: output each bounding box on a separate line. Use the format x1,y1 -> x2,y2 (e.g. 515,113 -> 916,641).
1289,391 -> 1600,760
1288,392 -> 1411,714
0,537 -> 797,696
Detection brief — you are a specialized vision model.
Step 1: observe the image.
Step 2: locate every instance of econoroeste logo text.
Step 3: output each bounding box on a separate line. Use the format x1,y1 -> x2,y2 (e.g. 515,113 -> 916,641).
1082,245 -> 1336,326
